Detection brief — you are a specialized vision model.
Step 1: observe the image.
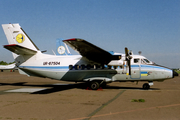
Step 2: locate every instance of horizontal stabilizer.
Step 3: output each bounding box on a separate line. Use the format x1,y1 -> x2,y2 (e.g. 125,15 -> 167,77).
4,44 -> 37,55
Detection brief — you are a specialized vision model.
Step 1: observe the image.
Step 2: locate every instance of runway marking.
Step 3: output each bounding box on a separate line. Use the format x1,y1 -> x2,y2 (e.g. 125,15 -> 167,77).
84,90 -> 126,120
69,103 -> 180,120
5,88 -> 47,93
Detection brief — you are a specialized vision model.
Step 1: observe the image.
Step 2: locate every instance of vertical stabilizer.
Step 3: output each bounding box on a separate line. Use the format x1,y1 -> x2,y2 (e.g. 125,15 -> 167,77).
2,24 -> 39,52
56,38 -> 71,55
2,23 -> 39,66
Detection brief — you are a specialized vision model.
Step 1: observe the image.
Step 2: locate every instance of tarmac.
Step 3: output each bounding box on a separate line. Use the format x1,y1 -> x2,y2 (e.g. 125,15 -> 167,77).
0,70 -> 179,120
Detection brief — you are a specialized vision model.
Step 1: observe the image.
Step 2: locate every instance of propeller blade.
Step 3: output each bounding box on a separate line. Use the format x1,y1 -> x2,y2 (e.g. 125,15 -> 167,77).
128,59 -> 131,75
125,47 -> 131,75
125,47 -> 128,57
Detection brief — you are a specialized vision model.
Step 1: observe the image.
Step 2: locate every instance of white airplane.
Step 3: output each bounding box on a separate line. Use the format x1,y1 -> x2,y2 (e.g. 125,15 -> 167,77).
56,38 -> 71,55
2,23 -> 178,90
0,63 -> 16,72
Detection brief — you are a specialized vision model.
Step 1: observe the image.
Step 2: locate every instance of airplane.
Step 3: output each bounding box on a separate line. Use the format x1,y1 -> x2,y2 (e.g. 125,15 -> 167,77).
2,23 -> 178,90
56,38 -> 71,55
0,63 -> 16,72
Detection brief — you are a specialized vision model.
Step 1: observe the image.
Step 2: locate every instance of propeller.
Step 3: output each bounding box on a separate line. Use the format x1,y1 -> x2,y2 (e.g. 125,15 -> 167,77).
125,47 -> 132,75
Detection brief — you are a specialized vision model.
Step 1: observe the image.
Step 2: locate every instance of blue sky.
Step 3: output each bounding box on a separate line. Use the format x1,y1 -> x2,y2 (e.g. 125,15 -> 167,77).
0,0 -> 179,68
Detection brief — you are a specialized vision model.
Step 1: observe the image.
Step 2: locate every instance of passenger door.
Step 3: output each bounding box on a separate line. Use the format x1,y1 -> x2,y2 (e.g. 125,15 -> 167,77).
131,58 -> 141,79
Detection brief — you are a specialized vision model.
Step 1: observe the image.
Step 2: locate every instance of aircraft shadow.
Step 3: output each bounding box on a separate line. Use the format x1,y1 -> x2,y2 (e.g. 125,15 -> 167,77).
0,82 -> 87,94
104,85 -> 160,90
31,83 -> 87,94
0,82 -> 160,94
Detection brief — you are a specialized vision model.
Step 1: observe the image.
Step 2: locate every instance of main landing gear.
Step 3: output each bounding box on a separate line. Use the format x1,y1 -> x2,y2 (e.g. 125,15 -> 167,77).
89,81 -> 107,90
142,82 -> 153,90
90,81 -> 100,90
89,81 -> 154,90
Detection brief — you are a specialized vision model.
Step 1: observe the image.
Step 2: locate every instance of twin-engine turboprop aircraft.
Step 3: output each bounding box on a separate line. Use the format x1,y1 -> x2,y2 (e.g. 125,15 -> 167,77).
2,24 -> 178,90
0,63 -> 16,72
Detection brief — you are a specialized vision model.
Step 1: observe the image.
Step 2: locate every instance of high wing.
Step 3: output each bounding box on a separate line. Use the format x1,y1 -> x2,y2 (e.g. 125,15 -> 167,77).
63,38 -> 120,64
4,44 -> 37,55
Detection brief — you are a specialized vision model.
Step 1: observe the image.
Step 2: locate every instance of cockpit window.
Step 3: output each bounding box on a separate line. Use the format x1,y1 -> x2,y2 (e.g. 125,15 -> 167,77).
141,59 -> 152,64
143,59 -> 150,63
134,59 -> 140,63
141,59 -> 146,64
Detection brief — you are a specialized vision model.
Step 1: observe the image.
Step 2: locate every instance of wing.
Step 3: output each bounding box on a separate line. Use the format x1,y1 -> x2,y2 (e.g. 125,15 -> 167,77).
63,38 -> 120,64
4,44 -> 37,55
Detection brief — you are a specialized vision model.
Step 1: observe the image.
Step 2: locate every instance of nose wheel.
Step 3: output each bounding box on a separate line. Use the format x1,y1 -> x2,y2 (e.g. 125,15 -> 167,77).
142,83 -> 150,89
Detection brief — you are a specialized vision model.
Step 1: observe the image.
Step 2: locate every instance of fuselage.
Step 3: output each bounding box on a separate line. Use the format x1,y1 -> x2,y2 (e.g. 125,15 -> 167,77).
18,51 -> 173,83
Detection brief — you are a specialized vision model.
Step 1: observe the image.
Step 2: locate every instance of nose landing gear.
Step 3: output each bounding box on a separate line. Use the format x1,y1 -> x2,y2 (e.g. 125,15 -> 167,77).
143,82 -> 153,90
142,83 -> 150,89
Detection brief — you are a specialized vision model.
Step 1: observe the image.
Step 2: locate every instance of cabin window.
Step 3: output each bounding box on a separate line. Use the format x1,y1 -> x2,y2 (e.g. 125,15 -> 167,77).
69,65 -> 73,70
113,66 -> 117,69
81,64 -> 85,70
75,65 -> 79,70
108,66 -> 112,69
119,66 -> 123,69
94,64 -> 100,69
134,59 -> 140,63
87,64 -> 91,70
93,65 -> 97,69
100,65 -> 105,69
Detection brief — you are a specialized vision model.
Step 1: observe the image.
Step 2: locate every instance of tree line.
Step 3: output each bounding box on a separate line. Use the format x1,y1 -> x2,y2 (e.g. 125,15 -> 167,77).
0,61 -> 14,65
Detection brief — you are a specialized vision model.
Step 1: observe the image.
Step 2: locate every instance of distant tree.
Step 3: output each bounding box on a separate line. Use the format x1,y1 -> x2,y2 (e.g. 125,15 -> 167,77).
8,62 -> 15,64
0,61 -> 15,65
0,61 -> 8,65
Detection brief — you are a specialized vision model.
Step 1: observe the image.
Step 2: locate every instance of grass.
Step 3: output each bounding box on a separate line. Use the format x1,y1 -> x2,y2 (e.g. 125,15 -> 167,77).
175,70 -> 180,74
131,99 -> 145,102
6,117 -> 12,119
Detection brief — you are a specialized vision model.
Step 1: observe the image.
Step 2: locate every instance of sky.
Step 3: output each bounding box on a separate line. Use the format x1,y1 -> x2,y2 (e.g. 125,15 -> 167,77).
0,0 -> 179,68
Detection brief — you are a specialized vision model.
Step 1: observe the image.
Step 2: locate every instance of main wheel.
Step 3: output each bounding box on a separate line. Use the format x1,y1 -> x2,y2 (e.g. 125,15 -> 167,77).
90,81 -> 100,90
143,83 -> 150,90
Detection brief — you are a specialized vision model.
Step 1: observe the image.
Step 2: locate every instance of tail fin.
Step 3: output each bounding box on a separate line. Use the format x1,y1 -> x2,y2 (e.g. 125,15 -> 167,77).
56,38 -> 71,55
2,24 -> 39,54
2,23 -> 39,65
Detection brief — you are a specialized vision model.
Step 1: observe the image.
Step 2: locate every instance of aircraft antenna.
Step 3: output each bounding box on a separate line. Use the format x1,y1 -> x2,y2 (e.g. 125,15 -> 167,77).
52,50 -> 56,55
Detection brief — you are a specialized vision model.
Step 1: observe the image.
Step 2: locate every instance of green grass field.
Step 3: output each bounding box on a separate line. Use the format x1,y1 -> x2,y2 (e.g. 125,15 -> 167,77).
175,70 -> 180,74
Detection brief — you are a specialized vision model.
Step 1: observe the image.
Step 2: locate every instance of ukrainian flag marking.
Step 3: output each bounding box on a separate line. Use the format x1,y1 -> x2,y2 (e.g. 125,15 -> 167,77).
141,71 -> 148,76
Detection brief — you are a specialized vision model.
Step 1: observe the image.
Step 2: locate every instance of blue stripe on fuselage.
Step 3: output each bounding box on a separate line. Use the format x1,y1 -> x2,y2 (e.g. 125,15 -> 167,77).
19,64 -> 171,71
20,66 -> 69,70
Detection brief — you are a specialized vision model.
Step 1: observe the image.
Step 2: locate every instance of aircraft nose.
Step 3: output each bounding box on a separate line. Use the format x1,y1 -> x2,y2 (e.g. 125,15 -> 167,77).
173,70 -> 178,78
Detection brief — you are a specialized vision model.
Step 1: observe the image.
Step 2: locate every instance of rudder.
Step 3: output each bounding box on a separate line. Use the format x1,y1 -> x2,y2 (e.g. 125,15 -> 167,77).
2,24 -> 39,52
